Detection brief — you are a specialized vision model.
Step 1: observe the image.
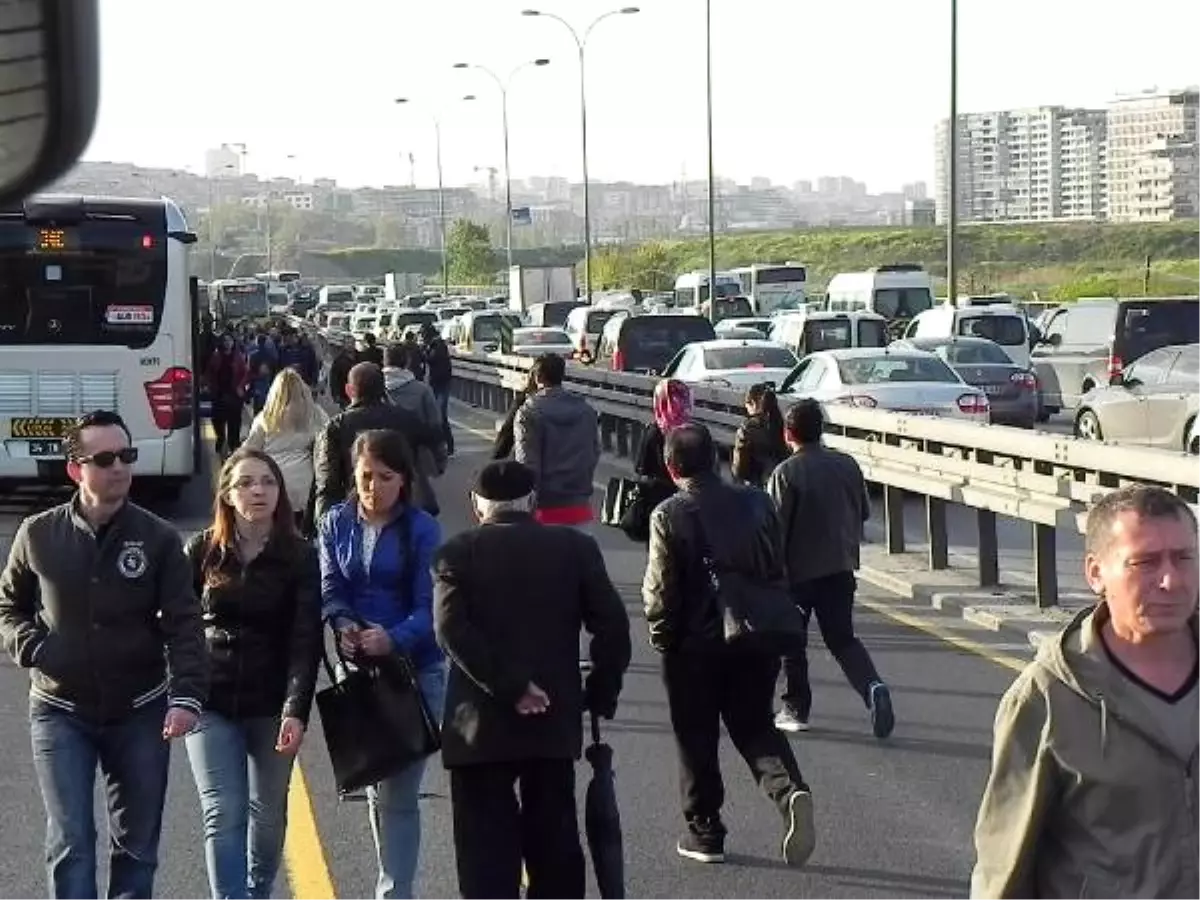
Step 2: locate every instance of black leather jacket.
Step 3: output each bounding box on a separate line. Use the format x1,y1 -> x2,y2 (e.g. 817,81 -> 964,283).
184,530 -> 322,723
642,473 -> 787,653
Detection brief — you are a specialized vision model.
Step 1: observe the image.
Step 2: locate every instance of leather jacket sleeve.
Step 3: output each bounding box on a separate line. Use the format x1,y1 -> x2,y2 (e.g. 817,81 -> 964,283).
641,506 -> 680,653
282,542 -> 323,724
312,417 -> 344,522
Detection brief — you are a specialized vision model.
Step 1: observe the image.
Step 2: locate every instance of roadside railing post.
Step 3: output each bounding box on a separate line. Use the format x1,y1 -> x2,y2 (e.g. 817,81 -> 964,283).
1033,523 -> 1058,608
884,486 -> 905,554
927,497 -> 949,570
977,509 -> 1000,587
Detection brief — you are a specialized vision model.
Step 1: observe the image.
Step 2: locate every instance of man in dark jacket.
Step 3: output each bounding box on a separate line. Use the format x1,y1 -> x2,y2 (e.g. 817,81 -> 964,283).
312,362 -> 441,520
643,423 -> 815,868
0,410 -> 207,899
514,353 -> 600,526
765,399 -> 893,739
422,324 -> 455,456
433,460 -> 631,899
327,342 -> 357,409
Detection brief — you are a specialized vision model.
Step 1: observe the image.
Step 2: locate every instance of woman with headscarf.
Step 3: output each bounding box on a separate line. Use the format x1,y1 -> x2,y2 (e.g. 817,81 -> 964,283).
635,378 -> 694,487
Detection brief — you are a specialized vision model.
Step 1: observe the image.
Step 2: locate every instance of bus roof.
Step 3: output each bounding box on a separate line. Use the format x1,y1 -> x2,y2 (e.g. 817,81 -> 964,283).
0,194 -> 191,234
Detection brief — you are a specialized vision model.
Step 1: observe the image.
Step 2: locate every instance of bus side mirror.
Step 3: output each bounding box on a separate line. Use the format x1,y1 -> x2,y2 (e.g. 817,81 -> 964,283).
0,1 -> 100,207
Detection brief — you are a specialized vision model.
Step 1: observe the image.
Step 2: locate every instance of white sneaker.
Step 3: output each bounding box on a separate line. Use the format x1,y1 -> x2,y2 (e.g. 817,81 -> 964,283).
774,707 -> 810,732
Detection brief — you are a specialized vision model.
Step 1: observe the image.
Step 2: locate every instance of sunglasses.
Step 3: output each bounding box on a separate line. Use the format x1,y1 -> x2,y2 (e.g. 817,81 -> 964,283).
76,447 -> 139,468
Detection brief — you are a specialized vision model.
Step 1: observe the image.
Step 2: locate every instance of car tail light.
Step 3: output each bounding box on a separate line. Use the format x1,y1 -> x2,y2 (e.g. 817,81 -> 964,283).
1107,353 -> 1123,381
834,394 -> 877,408
612,348 -> 626,371
144,367 -> 194,431
957,392 -> 990,415
1010,371 -> 1038,390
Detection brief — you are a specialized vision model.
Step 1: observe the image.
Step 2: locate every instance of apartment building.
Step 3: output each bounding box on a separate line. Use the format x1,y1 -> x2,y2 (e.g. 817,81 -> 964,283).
935,105 -> 1107,224
1106,88 -> 1198,222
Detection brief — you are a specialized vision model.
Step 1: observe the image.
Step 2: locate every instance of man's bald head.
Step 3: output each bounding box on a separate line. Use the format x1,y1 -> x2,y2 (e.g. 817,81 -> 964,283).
347,362 -> 386,403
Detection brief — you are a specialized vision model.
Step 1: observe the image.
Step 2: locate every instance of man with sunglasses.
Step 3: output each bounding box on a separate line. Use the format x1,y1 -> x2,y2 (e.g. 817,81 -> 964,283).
0,410 -> 208,899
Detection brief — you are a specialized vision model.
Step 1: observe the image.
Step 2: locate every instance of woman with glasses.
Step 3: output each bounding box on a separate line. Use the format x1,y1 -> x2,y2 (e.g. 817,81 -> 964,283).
318,428 -> 444,900
244,367 -> 329,533
183,448 -> 322,900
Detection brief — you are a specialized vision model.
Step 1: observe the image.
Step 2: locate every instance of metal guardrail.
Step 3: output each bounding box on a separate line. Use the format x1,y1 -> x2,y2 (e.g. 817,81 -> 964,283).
449,349 -> 1200,609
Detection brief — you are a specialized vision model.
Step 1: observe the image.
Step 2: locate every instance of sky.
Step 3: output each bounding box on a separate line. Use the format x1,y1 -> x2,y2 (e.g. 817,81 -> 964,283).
85,0 -> 1200,193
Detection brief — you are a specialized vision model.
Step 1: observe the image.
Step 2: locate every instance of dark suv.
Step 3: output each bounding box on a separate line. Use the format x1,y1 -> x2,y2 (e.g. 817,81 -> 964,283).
1031,297 -> 1199,416
594,313 -> 717,374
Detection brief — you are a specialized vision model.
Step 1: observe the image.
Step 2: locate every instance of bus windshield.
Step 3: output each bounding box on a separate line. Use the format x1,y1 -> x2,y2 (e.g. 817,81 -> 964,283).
217,282 -> 268,319
0,219 -> 168,348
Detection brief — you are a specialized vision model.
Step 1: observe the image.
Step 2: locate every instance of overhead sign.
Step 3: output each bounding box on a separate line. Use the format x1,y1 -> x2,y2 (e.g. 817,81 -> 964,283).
511,206 -> 532,226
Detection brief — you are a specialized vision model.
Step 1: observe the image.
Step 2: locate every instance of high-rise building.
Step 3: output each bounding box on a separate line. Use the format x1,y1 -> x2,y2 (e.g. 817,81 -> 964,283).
204,145 -> 241,179
935,106 -> 1107,224
1106,88 -> 1198,222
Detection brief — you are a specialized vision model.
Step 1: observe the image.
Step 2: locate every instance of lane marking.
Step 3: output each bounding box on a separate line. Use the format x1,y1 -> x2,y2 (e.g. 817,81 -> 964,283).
203,421 -> 339,899
450,408 -> 1031,676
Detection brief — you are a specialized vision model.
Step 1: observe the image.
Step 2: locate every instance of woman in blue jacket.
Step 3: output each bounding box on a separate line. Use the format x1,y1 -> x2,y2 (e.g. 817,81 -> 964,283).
318,428 -> 444,900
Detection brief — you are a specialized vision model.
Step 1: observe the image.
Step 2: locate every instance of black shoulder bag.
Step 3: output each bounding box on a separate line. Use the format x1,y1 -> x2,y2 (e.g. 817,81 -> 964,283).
314,511 -> 441,795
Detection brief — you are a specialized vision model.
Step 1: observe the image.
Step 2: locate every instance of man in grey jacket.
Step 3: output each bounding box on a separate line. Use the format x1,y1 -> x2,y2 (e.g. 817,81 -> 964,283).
766,399 -> 894,739
0,410 -> 207,899
514,354 -> 600,526
383,343 -> 447,476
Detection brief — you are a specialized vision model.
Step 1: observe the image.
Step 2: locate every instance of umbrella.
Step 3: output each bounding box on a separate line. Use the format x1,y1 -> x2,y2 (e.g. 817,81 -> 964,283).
584,712 -> 625,899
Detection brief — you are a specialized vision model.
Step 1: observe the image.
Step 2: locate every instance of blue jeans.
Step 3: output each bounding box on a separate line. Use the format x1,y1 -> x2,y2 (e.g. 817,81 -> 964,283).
29,697 -> 170,899
185,713 -> 296,899
366,664 -> 447,899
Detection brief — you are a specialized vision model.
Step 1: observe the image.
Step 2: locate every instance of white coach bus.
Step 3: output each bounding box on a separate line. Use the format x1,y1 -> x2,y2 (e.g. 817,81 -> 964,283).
0,195 -> 202,497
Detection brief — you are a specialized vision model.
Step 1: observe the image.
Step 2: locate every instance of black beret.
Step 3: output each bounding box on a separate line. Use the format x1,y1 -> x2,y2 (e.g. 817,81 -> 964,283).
472,460 -> 535,502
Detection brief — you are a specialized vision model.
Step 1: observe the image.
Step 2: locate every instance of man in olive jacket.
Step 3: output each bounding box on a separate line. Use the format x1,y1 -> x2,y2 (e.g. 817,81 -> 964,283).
433,460 -> 631,899
971,485 -> 1199,899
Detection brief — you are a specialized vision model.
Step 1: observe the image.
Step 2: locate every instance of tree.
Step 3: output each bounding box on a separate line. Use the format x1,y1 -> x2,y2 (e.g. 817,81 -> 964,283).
447,218 -> 497,284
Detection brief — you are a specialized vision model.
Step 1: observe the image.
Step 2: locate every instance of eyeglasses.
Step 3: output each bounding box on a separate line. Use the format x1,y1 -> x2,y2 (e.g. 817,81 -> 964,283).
76,447 -> 139,468
232,476 -> 279,491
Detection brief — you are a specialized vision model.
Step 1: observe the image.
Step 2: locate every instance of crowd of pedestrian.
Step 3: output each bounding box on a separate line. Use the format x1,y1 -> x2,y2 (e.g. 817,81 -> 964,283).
0,342 -> 1194,900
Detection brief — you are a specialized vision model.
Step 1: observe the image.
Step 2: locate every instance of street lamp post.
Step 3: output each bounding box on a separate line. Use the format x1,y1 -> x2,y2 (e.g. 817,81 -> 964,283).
521,7 -> 640,302
395,99 -> 449,295
946,0 -> 959,301
705,0 -> 718,323
453,58 -> 550,272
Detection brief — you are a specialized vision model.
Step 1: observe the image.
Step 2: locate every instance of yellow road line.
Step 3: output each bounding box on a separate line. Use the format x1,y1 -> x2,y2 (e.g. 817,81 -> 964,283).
203,422 -> 338,898
856,595 -> 1026,673
283,764 -> 338,899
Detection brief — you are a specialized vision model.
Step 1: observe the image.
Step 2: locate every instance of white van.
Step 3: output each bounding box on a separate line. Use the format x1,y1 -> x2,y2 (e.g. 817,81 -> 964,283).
902,302 -> 1033,367
769,310 -> 890,358
825,264 -> 935,326
672,271 -> 742,313
564,305 -> 623,362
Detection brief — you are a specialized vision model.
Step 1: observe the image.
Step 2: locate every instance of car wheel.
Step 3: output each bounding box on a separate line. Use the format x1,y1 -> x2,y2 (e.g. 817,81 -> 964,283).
1075,410 -> 1103,442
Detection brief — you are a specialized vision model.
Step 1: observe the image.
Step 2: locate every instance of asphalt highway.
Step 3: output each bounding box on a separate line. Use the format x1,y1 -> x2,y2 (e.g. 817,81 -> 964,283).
0,402 -> 1038,898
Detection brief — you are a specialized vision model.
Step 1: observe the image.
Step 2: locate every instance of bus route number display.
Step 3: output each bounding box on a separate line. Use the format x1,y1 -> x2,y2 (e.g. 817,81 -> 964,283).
37,228 -> 69,251
105,305 -> 155,325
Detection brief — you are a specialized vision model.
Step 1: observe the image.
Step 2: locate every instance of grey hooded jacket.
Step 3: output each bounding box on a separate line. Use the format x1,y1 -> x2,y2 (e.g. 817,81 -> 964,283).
513,387 -> 600,509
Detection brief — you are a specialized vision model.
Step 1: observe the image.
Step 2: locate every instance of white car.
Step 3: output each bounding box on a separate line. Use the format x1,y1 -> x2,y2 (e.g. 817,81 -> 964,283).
778,347 -> 991,421
661,339 -> 799,389
507,327 -> 575,358
715,317 -> 773,338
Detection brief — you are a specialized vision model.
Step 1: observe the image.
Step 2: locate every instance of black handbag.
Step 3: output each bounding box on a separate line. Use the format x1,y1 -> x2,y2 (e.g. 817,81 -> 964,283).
691,502 -> 806,654
602,476 -> 674,543
314,614 -> 442,795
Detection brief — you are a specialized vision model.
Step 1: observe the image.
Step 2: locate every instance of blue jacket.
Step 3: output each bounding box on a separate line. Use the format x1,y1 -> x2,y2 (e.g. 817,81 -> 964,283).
318,500 -> 443,672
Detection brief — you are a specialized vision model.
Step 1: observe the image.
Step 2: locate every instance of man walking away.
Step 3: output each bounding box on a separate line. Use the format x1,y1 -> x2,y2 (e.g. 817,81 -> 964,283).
423,323 -> 454,456
0,410 -> 208,899
327,341 -> 357,410
514,354 -> 600,527
644,424 -> 815,867
312,362 -> 441,520
971,485 -> 1199,899
766,399 -> 894,739
357,332 -> 384,367
434,460 -> 631,899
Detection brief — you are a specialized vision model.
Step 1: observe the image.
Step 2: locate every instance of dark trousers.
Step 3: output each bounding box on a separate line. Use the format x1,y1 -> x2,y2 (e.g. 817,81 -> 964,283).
29,698 -> 170,899
211,398 -> 243,454
432,386 -> 454,454
662,649 -> 806,836
450,760 -> 585,899
781,571 -> 882,718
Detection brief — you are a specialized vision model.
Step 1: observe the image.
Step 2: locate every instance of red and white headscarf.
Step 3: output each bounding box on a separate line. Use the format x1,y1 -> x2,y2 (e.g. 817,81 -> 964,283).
653,378 -> 694,433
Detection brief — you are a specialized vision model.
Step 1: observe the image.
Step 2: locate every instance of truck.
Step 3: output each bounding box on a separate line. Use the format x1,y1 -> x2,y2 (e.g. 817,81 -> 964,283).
384,272 -> 425,300
508,264 -> 578,313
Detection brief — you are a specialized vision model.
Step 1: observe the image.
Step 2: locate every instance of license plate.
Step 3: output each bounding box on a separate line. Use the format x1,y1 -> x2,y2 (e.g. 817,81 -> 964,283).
28,439 -> 63,457
9,417 -> 75,438
982,385 -> 1006,396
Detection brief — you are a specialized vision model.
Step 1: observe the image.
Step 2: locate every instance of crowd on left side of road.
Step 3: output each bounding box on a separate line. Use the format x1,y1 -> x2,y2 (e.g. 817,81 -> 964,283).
0,341 -> 1196,900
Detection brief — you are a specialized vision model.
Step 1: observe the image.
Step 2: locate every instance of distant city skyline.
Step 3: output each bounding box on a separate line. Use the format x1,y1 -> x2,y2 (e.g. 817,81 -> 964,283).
82,0 -> 1199,193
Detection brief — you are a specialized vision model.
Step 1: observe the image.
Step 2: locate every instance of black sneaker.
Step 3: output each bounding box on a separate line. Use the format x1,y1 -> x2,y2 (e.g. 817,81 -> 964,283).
782,789 -> 816,866
677,830 -> 725,864
868,682 -> 895,739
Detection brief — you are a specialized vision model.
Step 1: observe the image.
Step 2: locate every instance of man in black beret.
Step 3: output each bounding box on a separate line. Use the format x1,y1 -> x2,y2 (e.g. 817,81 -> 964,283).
433,460 -> 632,899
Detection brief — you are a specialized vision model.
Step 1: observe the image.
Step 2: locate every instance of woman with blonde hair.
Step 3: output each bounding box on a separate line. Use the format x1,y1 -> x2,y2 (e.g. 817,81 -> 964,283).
244,367 -> 329,530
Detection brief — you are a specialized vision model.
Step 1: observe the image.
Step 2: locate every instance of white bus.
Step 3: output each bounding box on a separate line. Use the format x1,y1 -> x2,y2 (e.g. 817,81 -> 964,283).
728,263 -> 808,315
208,277 -> 269,322
672,271 -> 743,312
0,195 -> 201,495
